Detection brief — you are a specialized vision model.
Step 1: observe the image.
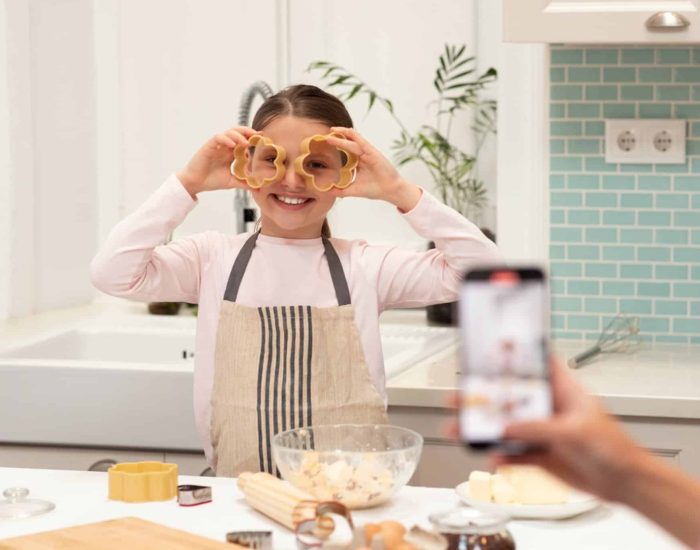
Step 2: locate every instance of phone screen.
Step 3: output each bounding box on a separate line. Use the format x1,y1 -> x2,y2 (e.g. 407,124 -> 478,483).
458,267 -> 551,448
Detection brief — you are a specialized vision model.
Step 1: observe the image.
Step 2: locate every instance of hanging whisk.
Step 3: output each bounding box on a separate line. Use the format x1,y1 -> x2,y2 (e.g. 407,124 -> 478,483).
567,314 -> 641,369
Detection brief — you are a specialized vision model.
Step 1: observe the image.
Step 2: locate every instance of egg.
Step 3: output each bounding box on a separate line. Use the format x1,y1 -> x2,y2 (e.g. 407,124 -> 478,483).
379,520 -> 407,549
364,523 -> 381,543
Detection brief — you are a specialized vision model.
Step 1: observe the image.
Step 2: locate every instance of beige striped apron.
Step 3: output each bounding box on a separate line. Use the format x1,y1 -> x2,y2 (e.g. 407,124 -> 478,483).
211,232 -> 388,477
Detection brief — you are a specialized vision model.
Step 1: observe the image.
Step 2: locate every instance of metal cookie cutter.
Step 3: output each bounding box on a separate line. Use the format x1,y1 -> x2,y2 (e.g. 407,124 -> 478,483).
226,531 -> 273,549
177,484 -> 212,507
295,501 -> 354,549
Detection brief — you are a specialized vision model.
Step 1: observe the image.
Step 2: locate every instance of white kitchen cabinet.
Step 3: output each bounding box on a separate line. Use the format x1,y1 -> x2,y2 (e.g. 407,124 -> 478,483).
390,406 -> 700,488
163,451 -> 212,477
504,0 -> 700,43
0,445 -> 163,472
0,445 -> 215,478
621,416 -> 700,476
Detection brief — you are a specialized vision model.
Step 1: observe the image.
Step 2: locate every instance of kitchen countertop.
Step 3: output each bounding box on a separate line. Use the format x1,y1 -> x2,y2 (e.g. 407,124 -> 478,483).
388,339 -> 700,419
0,467 -> 686,549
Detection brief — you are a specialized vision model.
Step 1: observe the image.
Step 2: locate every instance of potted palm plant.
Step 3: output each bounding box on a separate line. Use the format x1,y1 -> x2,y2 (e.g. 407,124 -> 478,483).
308,44 -> 497,325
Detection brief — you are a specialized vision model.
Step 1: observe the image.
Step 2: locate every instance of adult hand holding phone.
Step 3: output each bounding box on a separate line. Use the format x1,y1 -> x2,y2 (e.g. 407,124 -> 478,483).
493,359 -> 700,549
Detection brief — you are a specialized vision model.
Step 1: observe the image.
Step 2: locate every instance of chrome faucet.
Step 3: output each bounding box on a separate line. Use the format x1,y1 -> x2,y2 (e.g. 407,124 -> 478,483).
234,81 -> 274,234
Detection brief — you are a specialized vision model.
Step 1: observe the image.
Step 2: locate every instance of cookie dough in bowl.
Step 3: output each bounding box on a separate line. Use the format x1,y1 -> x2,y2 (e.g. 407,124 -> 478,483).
272,424 -> 423,509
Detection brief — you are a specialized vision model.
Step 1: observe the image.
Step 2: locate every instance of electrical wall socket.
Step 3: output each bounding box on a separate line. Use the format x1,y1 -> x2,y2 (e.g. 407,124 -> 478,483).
605,119 -> 686,164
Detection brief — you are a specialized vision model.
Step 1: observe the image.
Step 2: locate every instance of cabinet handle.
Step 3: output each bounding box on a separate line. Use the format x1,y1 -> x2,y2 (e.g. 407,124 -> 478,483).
88,459 -> 118,472
646,11 -> 690,31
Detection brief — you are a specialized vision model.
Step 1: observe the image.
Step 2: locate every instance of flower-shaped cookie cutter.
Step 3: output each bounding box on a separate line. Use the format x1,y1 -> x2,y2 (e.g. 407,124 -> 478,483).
107,461 -> 178,503
230,134 -> 286,189
294,501 -> 355,548
294,133 -> 358,192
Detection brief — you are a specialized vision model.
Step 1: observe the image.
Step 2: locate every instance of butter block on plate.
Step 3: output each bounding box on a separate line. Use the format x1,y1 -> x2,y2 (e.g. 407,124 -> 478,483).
497,465 -> 570,505
467,470 -> 492,501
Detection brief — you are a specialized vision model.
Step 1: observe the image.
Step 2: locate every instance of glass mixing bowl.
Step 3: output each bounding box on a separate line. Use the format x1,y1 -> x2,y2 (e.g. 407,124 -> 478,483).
272,424 -> 423,509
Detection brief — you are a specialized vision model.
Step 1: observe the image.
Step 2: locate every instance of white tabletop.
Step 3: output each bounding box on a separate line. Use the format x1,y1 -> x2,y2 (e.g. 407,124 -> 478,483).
0,467 -> 685,549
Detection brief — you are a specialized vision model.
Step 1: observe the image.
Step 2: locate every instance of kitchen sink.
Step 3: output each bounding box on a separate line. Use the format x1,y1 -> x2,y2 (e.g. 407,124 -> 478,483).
0,319 -> 456,450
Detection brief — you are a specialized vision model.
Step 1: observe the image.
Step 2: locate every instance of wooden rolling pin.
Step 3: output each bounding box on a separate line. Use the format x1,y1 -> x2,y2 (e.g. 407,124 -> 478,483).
238,472 -> 342,536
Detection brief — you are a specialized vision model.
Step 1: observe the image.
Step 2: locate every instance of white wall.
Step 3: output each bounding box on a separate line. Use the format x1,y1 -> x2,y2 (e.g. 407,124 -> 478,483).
32,0 -> 98,311
287,0 -> 501,245
114,0 -> 279,239
114,0 -> 499,247
1,0 -> 501,320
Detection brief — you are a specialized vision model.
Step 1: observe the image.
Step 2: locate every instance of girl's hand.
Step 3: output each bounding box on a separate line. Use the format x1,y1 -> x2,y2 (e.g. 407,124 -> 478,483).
325,127 -> 422,212
176,126 -> 260,197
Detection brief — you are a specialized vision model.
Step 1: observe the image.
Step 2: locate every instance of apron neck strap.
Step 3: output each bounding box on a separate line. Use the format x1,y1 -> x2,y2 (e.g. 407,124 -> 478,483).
321,235 -> 351,306
223,231 -> 351,306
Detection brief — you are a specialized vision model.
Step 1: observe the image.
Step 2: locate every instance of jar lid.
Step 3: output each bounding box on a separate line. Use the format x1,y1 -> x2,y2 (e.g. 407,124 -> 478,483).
429,505 -> 510,535
0,487 -> 56,519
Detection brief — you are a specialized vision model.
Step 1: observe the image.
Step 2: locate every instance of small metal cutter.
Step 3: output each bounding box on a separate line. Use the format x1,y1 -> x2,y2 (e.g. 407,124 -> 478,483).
226,531 -> 273,549
177,484 -> 212,507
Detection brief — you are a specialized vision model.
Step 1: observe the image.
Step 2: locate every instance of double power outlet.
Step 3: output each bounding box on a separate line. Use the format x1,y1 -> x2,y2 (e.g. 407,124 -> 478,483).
604,119 -> 686,164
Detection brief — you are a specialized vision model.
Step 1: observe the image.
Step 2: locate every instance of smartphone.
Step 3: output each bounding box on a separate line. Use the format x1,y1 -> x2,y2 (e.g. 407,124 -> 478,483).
458,266 -> 552,451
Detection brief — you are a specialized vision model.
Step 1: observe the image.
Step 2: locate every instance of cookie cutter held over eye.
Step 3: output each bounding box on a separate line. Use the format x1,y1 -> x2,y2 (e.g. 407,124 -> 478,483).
294,133 -> 358,192
231,134 -> 286,189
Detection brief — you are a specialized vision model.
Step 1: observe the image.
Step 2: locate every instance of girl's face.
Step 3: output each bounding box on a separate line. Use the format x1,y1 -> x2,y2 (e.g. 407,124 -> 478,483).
250,115 -> 338,239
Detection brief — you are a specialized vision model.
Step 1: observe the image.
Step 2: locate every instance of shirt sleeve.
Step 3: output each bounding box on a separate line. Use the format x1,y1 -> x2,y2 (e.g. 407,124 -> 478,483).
360,188 -> 504,310
89,174 -> 207,304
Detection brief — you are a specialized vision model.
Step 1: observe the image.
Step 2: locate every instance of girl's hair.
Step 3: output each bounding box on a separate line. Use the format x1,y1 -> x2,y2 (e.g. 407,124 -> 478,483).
251,84 -> 353,132
251,84 -> 353,239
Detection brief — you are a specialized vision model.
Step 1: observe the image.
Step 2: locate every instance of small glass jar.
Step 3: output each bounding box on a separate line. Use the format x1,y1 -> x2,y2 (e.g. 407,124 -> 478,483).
429,505 -> 516,550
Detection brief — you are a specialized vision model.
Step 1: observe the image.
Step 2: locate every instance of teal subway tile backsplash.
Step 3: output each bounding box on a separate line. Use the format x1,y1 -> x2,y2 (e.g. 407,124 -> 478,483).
586,49 -> 618,64
603,67 -> 636,82
639,103 -> 672,118
639,67 -> 672,82
550,45 -> 700,343
656,229 -> 689,244
656,300 -> 687,315
675,67 -> 700,82
551,49 -> 583,65
620,299 -> 652,314
602,175 -> 634,190
621,48 -> 653,64
639,175 -> 671,190
658,48 -> 690,64
657,85 -> 690,101
569,67 -> 601,82
620,85 -> 653,100
585,263 -> 617,278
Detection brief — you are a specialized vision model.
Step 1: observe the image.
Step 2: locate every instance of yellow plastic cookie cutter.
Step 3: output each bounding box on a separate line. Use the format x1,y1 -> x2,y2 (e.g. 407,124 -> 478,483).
295,132 -> 358,192
230,134 -> 286,189
108,461 -> 178,502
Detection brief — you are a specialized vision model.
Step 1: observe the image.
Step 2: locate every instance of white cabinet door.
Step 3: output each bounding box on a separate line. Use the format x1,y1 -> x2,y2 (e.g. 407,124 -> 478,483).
0,445 -> 163,471
163,452 -> 212,477
504,0 -> 700,43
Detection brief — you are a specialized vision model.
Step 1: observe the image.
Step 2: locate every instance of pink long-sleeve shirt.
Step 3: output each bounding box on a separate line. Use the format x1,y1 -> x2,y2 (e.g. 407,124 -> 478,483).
90,175 -> 502,461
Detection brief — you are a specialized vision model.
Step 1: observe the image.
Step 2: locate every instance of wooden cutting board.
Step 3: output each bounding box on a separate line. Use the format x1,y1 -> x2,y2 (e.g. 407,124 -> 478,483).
0,517 -> 248,549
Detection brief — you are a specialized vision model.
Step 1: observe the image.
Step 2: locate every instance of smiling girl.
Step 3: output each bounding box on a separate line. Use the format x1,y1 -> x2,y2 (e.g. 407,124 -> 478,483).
91,84 -> 501,476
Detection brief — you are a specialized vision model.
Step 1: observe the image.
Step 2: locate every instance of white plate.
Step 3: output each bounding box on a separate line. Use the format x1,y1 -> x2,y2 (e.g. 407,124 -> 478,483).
455,481 -> 599,520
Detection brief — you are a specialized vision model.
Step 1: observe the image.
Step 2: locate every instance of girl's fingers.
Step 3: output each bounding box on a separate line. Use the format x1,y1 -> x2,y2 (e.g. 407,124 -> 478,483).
325,136 -> 363,157
331,127 -> 373,149
225,129 -> 252,146
231,126 -> 261,138
215,134 -> 238,149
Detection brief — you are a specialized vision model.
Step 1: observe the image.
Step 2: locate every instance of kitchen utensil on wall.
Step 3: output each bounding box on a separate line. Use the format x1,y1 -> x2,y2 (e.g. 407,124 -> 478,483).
567,314 -> 641,369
